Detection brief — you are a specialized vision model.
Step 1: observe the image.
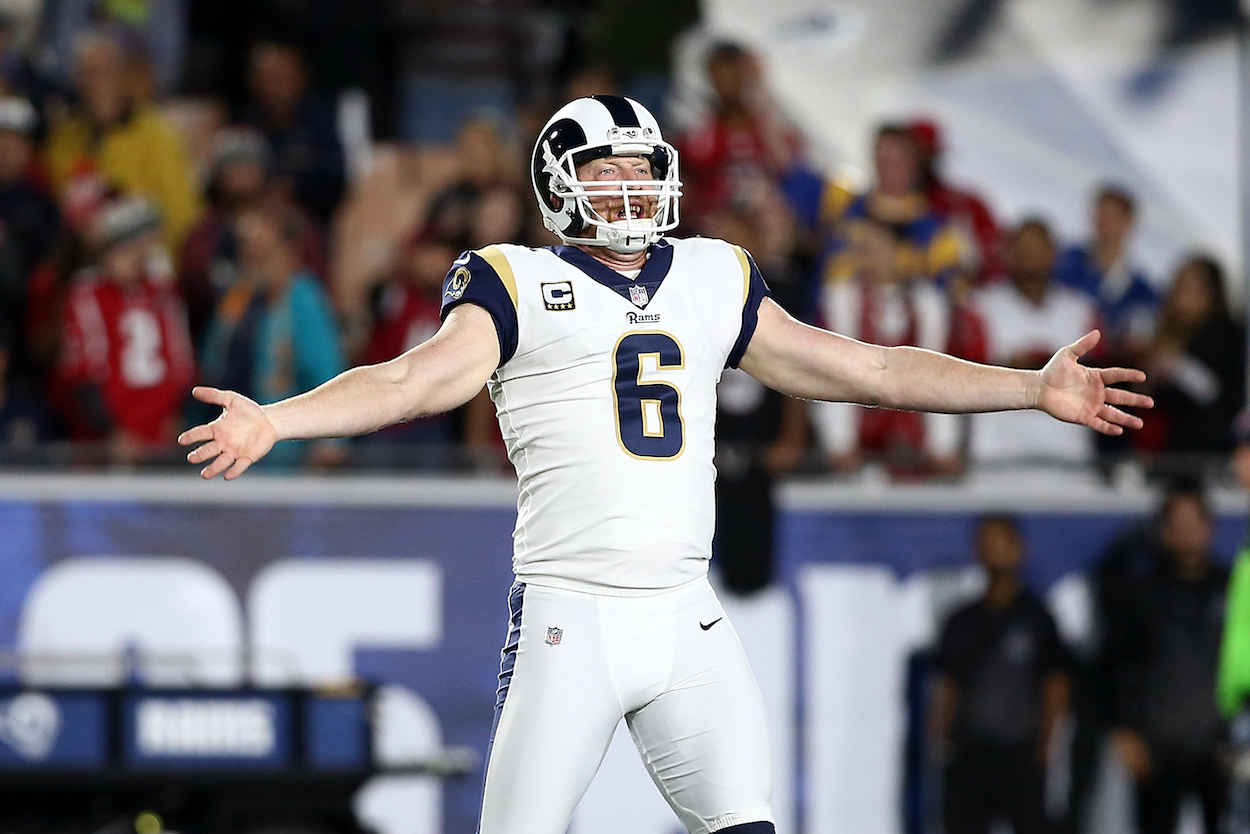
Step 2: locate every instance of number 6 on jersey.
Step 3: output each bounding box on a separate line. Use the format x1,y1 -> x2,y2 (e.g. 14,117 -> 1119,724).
612,332 -> 685,459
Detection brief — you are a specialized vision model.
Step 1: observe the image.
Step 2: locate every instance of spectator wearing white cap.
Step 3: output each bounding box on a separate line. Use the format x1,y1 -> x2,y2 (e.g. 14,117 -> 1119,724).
53,197 -> 194,461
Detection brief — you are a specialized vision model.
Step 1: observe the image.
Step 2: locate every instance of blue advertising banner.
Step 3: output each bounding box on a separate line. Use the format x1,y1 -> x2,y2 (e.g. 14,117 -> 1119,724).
0,473 -> 1244,833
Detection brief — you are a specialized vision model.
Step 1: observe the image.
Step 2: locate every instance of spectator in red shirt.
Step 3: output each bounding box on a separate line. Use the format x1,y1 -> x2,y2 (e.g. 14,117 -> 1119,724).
676,42 -> 802,232
355,178 -> 522,466
55,197 -> 194,461
811,215 -> 983,476
909,119 -> 1003,285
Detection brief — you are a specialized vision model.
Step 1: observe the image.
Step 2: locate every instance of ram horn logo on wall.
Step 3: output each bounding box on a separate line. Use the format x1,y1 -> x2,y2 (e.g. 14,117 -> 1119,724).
0,692 -> 61,760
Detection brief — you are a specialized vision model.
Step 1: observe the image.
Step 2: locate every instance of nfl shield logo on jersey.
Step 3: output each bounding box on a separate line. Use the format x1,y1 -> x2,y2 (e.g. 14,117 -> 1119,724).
628,285 -> 648,308
545,627 -> 563,646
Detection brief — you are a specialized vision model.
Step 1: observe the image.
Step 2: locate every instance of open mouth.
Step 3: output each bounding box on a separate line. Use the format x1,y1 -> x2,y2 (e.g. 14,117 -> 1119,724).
614,200 -> 650,221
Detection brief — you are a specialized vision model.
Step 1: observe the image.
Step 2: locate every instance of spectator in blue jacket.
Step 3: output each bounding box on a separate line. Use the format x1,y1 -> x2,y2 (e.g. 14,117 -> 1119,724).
200,207 -> 346,468
1055,185 -> 1157,365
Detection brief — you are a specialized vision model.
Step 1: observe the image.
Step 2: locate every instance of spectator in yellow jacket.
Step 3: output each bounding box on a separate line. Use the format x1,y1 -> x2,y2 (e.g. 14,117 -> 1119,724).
45,30 -> 201,256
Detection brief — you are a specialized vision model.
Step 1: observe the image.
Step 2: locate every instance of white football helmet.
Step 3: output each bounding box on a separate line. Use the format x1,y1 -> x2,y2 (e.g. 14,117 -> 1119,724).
531,95 -> 682,254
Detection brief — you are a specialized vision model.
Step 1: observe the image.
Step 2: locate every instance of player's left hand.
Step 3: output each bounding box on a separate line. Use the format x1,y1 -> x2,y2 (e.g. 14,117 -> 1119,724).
1037,331 -> 1153,435
178,386 -> 277,479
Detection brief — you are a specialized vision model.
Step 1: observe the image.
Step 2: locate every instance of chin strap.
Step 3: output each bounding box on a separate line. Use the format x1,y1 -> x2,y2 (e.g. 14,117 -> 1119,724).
600,223 -> 654,254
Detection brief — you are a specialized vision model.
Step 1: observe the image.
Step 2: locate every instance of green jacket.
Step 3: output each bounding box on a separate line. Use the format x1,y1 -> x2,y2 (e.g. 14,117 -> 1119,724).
1218,544 -> 1250,717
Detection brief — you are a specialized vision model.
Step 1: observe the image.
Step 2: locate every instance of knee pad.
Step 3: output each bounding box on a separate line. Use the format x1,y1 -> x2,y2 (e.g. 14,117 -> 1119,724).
716,824 -> 775,834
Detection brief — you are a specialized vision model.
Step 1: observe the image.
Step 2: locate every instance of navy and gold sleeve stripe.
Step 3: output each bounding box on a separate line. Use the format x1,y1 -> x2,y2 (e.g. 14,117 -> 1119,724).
727,245 -> 772,368
439,246 -> 520,366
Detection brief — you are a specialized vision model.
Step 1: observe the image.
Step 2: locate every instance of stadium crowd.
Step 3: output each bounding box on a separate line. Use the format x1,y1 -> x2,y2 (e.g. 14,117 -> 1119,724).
0,3 -> 1239,481
0,3 -> 1240,481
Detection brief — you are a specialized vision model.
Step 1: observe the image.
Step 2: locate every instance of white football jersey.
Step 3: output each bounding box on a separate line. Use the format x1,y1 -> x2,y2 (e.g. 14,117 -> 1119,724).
441,237 -> 769,593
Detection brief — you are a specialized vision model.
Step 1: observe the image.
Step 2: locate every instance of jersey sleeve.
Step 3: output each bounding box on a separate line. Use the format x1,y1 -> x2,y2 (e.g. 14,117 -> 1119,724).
439,247 -> 520,367
726,245 -> 772,369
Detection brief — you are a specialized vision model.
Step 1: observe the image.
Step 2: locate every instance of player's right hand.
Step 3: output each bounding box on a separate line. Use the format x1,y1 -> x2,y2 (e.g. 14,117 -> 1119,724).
178,386 -> 278,480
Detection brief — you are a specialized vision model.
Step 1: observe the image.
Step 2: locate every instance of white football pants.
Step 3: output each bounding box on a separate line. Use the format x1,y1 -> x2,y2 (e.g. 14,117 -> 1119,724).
478,577 -> 774,834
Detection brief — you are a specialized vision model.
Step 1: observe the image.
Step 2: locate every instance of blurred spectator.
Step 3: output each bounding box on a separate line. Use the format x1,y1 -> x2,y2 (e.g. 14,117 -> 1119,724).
1141,255 -> 1244,459
931,514 -> 1070,834
676,42 -> 802,232
238,42 -> 345,222
1054,185 -> 1157,364
53,197 -> 194,462
354,223 -> 458,455
909,118 -> 1002,284
0,96 -> 61,447
1220,411 -> 1250,833
811,216 -> 982,476
562,65 -> 619,102
199,207 -> 346,469
0,11 -> 58,124
0,97 -> 58,272
48,0 -> 187,95
352,161 -> 520,467
393,0 -> 565,143
707,190 -> 810,593
581,0 -> 700,121
179,129 -> 326,347
968,219 -> 1099,465
45,30 -> 202,255
1109,482 -> 1227,834
807,124 -> 968,288
423,118 -> 526,251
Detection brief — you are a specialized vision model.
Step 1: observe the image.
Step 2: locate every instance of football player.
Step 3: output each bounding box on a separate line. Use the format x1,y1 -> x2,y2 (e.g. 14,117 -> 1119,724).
179,96 -> 1152,834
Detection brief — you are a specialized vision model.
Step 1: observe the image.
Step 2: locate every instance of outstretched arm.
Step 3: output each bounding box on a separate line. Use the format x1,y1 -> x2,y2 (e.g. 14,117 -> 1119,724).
738,298 -> 1151,433
179,304 -> 500,479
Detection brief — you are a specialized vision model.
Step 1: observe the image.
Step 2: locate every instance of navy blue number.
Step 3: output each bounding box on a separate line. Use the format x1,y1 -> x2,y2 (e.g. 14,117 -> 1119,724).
613,333 -> 684,459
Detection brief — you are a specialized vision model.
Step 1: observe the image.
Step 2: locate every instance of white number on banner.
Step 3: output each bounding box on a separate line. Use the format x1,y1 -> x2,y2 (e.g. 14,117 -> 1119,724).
17,556 -> 245,687
119,308 -> 166,388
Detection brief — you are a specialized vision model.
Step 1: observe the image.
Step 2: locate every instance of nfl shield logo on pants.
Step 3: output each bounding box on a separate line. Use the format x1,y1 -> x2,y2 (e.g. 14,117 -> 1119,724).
628,285 -> 648,308
545,627 -> 563,646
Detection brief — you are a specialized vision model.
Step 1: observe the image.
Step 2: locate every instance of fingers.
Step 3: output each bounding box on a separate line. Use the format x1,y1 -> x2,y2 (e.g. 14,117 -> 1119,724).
178,424 -> 214,446
193,446 -> 254,480
191,386 -> 232,407
1066,330 -> 1102,359
224,457 -> 254,480
186,440 -> 221,465
200,452 -> 235,480
1087,416 -> 1123,436
1104,387 -> 1154,410
1093,403 -> 1143,434
1099,366 -> 1147,386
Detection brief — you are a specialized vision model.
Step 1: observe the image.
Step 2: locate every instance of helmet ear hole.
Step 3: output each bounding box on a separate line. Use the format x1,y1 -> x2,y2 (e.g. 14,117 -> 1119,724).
648,148 -> 670,180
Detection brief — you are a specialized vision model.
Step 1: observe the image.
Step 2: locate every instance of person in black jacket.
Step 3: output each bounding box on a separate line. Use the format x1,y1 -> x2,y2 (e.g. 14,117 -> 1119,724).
933,514 -> 1070,834
1110,482 -> 1229,834
709,192 -> 812,594
1144,255 -> 1245,468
